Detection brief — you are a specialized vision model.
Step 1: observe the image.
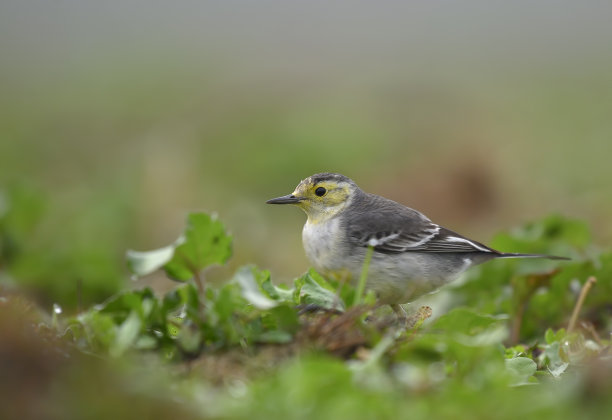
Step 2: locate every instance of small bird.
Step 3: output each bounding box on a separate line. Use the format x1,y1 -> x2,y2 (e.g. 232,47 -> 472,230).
267,173 -> 568,313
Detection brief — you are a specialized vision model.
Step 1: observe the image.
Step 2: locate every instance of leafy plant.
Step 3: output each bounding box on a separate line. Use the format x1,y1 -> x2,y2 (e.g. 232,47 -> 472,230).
5,212 -> 612,420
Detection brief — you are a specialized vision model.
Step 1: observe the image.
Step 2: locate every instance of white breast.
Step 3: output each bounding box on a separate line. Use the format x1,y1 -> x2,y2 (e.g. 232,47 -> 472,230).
302,218 -> 343,273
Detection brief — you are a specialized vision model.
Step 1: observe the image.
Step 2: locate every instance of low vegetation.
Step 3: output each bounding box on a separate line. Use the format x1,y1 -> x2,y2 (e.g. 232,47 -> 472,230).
1,211 -> 611,419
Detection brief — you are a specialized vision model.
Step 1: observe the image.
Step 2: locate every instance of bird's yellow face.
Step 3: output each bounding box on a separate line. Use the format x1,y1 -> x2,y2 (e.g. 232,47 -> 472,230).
267,176 -> 354,223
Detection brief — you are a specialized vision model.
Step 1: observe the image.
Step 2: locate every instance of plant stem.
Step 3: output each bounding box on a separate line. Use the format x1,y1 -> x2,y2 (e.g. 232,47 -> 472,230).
568,276 -> 597,333
193,270 -> 205,297
189,263 -> 206,310
353,245 -> 374,306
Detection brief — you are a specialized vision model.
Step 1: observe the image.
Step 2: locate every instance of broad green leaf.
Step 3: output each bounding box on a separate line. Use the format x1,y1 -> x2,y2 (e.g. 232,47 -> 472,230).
176,282 -> 201,317
256,267 -> 295,303
505,357 -> 537,385
265,281 -> 294,303
235,266 -> 277,309
548,361 -> 569,378
541,340 -> 572,378
126,212 -> 232,282
505,344 -> 528,359
299,270 -> 344,311
163,213 -> 232,282
307,268 -> 338,292
432,308 -> 509,347
545,328 -> 566,344
126,243 -> 179,277
433,307 -> 506,336
213,283 -> 241,321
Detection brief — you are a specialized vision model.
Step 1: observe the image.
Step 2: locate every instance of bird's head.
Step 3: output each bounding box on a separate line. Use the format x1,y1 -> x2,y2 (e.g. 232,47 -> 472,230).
266,173 -> 358,223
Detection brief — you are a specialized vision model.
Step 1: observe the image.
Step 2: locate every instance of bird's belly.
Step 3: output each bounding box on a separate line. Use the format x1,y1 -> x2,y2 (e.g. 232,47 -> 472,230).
366,252 -> 472,304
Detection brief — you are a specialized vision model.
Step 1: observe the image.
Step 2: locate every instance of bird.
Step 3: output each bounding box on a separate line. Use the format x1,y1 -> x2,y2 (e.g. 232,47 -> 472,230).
266,172 -> 568,314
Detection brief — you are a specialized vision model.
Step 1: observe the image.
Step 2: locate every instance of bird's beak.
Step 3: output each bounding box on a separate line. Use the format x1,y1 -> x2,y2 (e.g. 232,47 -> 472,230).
266,194 -> 304,204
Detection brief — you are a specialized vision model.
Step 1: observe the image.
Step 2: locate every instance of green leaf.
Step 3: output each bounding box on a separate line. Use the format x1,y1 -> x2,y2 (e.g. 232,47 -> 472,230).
268,305 -> 300,334
235,266 -> 277,309
432,308 -> 508,346
545,328 -> 566,344
79,311 -> 117,351
99,288 -> 156,321
299,270 -> 344,312
505,357 -> 537,385
433,307 -> 505,336
548,361 -> 569,378
163,213 -> 232,282
541,340 -> 570,377
110,311 -> 142,357
307,268 -> 338,293
213,283 -> 241,321
176,283 -> 201,317
126,212 -> 232,282
256,267 -> 294,303
162,288 -> 184,313
126,244 -> 177,277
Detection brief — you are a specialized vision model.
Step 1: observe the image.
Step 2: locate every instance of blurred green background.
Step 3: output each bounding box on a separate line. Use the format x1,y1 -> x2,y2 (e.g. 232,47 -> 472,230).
1,1 -> 611,309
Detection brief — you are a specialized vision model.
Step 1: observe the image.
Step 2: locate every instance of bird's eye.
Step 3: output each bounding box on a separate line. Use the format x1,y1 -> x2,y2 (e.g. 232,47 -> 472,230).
315,187 -> 327,197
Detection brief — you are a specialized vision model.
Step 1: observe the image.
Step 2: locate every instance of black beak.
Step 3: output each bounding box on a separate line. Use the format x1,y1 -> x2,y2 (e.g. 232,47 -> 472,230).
266,194 -> 304,204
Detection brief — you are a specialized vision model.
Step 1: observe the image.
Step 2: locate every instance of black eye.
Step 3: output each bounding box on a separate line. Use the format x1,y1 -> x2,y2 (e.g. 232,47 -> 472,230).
315,187 -> 327,197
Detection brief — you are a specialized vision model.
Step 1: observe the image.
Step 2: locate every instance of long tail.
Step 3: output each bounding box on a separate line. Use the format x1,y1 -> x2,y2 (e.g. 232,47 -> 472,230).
497,252 -> 570,261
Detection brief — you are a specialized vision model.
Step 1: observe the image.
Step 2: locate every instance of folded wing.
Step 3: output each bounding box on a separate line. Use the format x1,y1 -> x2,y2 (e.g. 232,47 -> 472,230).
346,194 -> 497,255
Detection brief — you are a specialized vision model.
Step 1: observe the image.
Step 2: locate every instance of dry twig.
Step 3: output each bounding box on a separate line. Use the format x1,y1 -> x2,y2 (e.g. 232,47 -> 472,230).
568,276 -> 597,333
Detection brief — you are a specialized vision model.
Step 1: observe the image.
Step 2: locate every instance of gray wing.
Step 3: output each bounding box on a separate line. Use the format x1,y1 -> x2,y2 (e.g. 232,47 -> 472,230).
345,193 -> 497,255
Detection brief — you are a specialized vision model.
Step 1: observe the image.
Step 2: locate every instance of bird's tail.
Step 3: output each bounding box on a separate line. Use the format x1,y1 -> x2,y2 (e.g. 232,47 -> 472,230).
497,252 -> 570,261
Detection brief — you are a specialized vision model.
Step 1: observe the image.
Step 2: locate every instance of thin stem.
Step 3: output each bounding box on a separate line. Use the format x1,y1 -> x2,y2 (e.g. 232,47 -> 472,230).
568,276 -> 597,333
193,270 -> 205,297
510,300 -> 527,345
353,245 -> 374,306
188,261 -> 206,311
